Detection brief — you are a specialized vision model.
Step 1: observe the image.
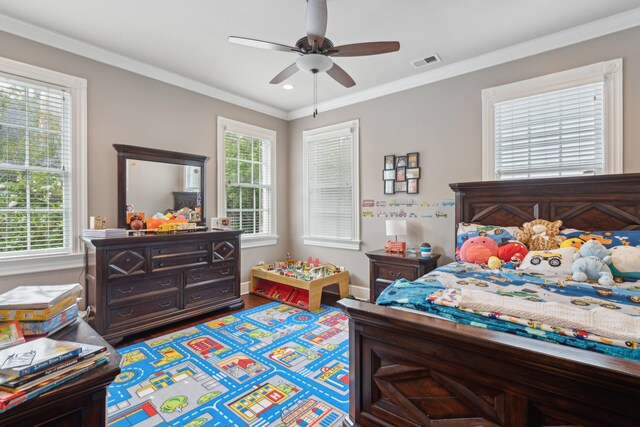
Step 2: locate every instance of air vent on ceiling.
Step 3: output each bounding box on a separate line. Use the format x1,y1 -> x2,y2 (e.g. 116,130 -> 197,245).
411,53 -> 441,69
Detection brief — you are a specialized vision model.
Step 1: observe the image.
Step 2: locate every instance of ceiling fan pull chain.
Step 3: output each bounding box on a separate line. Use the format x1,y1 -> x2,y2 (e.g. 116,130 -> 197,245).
313,73 -> 318,118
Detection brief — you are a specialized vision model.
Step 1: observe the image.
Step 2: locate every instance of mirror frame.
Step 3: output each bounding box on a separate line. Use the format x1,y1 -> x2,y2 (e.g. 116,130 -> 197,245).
114,144 -> 210,229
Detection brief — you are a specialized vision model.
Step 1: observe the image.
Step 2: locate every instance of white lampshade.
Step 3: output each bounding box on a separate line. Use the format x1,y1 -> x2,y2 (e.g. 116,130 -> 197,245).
386,220 -> 407,237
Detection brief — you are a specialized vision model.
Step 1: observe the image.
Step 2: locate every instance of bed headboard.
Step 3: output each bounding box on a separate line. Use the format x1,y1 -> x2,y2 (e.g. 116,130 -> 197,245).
449,173 -> 640,232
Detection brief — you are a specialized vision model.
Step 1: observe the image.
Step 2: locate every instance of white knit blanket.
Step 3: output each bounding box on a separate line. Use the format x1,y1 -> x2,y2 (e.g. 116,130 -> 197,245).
459,288 -> 640,342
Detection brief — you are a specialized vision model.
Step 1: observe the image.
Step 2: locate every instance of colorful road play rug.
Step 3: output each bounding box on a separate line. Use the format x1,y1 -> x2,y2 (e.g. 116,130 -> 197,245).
107,302 -> 349,427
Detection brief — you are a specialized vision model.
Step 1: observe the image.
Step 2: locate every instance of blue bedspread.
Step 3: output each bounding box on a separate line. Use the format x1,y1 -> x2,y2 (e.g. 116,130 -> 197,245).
376,262 -> 640,361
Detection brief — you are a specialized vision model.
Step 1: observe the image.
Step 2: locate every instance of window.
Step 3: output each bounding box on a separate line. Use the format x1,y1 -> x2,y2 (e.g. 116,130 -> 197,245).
482,59 -> 622,180
303,119 -> 360,250
217,117 -> 277,248
0,57 -> 87,276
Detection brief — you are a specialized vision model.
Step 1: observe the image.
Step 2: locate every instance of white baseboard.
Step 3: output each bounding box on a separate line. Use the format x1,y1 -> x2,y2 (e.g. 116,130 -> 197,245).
241,281 -> 370,302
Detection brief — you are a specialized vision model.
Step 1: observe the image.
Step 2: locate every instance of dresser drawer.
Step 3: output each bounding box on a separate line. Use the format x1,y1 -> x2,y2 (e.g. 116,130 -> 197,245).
107,293 -> 179,328
376,263 -> 419,281
152,254 -> 208,271
184,280 -> 235,308
108,274 -> 179,303
106,248 -> 147,279
185,262 -> 235,286
151,242 -> 209,258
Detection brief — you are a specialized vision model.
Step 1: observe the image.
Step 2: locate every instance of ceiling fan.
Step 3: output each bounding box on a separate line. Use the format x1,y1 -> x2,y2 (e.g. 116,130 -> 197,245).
228,0 -> 400,89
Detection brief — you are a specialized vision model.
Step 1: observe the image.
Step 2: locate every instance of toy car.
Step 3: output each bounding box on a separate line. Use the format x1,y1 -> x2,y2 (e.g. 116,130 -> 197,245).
385,240 -> 406,253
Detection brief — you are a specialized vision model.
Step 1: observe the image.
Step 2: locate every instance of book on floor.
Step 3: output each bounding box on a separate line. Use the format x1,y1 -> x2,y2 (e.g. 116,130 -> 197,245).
0,355 -> 108,412
1,342 -> 106,388
0,338 -> 81,381
0,321 -> 25,350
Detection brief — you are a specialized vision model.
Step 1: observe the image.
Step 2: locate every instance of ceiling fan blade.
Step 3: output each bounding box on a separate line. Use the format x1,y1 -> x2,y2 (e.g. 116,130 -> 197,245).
326,63 -> 356,88
306,0 -> 327,49
270,63 -> 299,84
228,36 -> 298,53
328,41 -> 400,57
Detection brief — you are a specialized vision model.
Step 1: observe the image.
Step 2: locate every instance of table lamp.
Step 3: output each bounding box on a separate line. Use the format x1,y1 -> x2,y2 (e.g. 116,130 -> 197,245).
385,220 -> 407,253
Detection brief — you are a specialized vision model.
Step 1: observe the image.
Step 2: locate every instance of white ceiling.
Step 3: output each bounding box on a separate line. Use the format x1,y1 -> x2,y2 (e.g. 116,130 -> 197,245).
0,0 -> 639,118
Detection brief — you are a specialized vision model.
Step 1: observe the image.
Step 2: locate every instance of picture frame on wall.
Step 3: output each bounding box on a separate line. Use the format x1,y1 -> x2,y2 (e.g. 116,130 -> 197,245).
383,169 -> 395,180
396,167 -> 406,182
384,155 -> 395,170
394,181 -> 407,193
396,156 -> 407,168
406,167 -> 420,179
408,152 -> 419,168
384,180 -> 395,194
407,179 -> 418,194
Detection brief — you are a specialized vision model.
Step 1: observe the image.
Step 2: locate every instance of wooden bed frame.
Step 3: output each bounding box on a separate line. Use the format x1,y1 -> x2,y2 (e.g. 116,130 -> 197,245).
339,173 -> 640,427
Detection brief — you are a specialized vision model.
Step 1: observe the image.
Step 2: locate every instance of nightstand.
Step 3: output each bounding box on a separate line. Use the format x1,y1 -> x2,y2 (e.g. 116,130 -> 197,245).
365,250 -> 441,302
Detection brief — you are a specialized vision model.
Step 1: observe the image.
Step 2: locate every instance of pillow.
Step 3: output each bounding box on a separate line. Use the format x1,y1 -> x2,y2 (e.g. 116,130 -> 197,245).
560,229 -> 640,249
610,246 -> 640,280
456,223 -> 521,249
519,247 -> 577,275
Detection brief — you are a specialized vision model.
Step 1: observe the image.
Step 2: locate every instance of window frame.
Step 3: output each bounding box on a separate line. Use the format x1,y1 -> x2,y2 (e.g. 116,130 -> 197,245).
481,58 -> 623,181
302,119 -> 360,251
216,116 -> 278,248
0,56 -> 87,277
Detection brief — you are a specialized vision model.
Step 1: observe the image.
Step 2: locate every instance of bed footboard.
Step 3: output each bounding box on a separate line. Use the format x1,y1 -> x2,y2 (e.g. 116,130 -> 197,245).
339,299 -> 640,427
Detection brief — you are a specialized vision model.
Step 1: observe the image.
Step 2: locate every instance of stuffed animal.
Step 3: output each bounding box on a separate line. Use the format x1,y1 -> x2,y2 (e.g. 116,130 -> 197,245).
572,239 -> 615,286
497,241 -> 528,264
609,246 -> 640,280
459,236 -> 499,265
516,219 -> 565,251
487,256 -> 502,269
561,237 -> 585,250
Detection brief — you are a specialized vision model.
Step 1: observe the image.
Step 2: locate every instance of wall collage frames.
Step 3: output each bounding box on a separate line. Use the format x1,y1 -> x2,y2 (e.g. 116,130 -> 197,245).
383,152 -> 420,194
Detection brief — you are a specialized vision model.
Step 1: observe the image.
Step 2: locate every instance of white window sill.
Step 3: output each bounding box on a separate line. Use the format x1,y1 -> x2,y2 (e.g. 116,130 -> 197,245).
241,235 -> 279,248
0,253 -> 85,277
303,236 -> 361,251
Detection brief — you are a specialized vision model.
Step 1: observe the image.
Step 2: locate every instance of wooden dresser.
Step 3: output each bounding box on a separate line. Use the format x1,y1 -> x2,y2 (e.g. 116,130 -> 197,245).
84,230 -> 243,343
366,249 -> 440,302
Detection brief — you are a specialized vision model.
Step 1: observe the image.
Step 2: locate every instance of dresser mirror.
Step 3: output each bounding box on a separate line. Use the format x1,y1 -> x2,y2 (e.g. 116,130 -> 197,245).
114,144 -> 209,228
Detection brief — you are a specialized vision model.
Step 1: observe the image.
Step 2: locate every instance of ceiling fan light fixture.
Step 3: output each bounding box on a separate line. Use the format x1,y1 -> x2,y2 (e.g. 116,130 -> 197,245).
296,54 -> 333,74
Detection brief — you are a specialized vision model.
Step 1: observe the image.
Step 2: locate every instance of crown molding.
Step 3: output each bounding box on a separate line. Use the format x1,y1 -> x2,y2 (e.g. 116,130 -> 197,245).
287,7 -> 640,120
0,13 -> 289,120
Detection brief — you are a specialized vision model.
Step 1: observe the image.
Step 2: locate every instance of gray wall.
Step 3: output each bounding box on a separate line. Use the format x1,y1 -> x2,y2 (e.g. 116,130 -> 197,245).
0,30 -> 290,291
287,26 -> 640,296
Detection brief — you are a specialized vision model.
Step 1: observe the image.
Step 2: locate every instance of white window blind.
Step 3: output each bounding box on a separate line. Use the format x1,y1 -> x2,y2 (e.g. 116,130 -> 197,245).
495,82 -> 604,179
183,165 -> 200,192
303,120 -> 360,250
0,72 -> 72,257
220,123 -> 274,240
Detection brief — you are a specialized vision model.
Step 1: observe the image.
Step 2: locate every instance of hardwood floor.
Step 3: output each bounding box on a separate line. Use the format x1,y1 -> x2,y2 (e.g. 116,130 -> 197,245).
116,291 -> 344,349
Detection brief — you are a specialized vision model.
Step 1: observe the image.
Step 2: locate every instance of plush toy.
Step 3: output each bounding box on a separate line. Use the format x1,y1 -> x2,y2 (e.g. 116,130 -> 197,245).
487,256 -> 502,269
561,237 -> 585,250
609,246 -> 640,280
516,219 -> 565,251
572,239 -> 615,286
497,241 -> 528,264
459,236 -> 499,265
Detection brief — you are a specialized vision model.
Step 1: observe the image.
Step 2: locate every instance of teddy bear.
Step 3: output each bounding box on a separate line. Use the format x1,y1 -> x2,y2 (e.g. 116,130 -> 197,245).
571,239 -> 615,286
515,219 -> 565,251
459,236 -> 499,265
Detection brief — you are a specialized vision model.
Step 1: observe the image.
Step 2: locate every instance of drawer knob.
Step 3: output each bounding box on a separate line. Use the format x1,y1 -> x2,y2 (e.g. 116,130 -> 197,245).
388,271 -> 401,277
159,262 -> 165,267
191,294 -> 202,301
125,258 -> 131,262
159,280 -> 172,287
220,269 -> 230,275
118,286 -> 134,294
158,249 -> 164,254
221,288 -> 230,294
158,301 -> 172,308
198,257 -> 204,262
191,273 -> 204,281
198,245 -> 203,250
118,310 -> 134,318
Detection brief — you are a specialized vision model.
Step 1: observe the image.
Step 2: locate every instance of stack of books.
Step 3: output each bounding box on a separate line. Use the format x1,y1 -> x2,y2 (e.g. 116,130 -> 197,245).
0,284 -> 83,338
0,338 -> 107,412
82,228 -> 127,238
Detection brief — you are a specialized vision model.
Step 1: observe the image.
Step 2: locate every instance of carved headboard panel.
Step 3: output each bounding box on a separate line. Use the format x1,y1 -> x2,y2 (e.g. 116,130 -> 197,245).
449,174 -> 640,233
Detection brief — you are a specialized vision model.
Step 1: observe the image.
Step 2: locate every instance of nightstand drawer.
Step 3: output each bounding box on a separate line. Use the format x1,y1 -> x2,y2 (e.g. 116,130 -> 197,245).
376,263 -> 419,281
